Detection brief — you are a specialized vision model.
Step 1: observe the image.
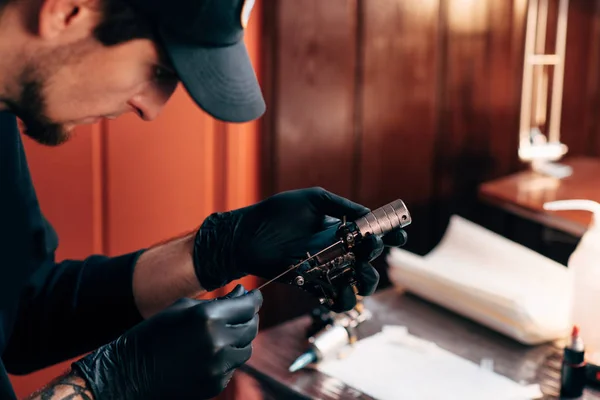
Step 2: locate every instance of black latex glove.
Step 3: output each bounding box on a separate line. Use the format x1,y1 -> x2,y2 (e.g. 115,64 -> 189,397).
193,187 -> 407,311
72,285 -> 262,400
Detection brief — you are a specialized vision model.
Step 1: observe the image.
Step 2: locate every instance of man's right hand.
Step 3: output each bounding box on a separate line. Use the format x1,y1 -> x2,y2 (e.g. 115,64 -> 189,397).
71,284 -> 262,400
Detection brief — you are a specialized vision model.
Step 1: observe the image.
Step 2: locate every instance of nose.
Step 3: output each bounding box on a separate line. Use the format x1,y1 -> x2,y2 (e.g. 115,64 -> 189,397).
128,82 -> 178,121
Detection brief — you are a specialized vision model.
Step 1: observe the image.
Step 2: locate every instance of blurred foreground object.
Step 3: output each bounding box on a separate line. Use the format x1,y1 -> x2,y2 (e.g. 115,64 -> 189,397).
289,302 -> 372,372
387,215 -> 571,345
545,200 -> 600,364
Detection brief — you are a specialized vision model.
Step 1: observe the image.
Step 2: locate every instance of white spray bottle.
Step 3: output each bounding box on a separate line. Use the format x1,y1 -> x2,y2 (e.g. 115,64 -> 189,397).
544,199 -> 600,362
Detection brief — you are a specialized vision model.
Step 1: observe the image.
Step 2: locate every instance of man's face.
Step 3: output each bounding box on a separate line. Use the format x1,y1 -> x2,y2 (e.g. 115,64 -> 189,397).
10,1 -> 179,146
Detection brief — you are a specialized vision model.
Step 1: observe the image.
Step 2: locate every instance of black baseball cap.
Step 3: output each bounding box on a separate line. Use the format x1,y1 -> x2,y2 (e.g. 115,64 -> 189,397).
124,0 -> 266,123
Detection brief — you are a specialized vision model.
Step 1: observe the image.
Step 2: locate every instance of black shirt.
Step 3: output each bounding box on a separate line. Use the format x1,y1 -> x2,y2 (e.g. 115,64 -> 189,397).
0,111 -> 144,399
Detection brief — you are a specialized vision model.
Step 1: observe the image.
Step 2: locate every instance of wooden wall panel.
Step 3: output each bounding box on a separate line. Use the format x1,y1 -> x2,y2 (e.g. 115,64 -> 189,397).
358,0 -> 440,254
559,0 -> 598,156
271,0 -> 358,197
431,0 -> 530,238
486,0 -> 527,180
104,89 -> 216,255
435,0 -> 493,202
583,0 -> 600,154
22,126 -> 100,259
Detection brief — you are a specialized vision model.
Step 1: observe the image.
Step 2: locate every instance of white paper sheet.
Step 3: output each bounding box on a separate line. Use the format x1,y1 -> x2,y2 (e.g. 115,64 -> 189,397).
387,215 -> 572,345
316,326 -> 543,400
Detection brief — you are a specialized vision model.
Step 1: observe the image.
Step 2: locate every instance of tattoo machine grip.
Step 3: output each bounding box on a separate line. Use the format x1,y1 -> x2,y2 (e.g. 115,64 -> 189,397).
354,199 -> 412,237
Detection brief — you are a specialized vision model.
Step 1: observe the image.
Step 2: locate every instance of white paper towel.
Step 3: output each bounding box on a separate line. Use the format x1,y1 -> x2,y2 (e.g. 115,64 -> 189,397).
316,325 -> 543,400
387,215 -> 572,345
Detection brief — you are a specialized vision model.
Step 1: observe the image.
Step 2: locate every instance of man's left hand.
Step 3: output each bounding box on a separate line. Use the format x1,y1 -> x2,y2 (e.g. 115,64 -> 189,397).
192,187 -> 407,311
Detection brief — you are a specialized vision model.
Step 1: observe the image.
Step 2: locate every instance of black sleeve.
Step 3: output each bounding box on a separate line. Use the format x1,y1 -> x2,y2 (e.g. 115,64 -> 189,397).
2,218 -> 146,375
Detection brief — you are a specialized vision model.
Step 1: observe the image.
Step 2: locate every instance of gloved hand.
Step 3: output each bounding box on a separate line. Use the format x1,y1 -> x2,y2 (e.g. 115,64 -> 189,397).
193,187 -> 407,311
72,285 -> 262,400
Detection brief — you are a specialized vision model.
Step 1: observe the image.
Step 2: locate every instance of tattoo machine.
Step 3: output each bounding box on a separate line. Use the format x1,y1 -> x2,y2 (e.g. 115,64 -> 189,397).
258,199 -> 412,307
289,301 -> 373,372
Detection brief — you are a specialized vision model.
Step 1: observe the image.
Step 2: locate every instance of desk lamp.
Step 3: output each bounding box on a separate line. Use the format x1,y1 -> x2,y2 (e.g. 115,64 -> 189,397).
518,0 -> 572,179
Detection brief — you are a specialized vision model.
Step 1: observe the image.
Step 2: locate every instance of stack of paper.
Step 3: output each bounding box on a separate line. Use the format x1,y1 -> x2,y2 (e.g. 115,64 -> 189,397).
316,325 -> 543,400
387,215 -> 572,345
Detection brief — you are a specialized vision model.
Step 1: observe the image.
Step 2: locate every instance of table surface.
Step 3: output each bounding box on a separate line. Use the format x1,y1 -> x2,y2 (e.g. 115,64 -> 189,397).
243,288 -> 600,400
479,156 -> 600,237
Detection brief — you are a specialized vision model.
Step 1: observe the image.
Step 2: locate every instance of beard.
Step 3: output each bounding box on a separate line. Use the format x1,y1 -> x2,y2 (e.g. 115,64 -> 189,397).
9,70 -> 71,147
12,79 -> 70,147
6,40 -> 95,147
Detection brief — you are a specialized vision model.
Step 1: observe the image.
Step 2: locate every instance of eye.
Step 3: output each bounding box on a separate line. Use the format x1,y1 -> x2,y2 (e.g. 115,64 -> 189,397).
154,65 -> 177,82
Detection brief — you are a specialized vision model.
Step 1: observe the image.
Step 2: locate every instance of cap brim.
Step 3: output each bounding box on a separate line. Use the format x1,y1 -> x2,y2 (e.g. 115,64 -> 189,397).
160,29 -> 266,123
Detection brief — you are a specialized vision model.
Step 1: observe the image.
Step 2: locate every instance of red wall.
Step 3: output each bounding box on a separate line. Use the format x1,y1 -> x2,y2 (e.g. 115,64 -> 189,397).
8,2 -> 263,396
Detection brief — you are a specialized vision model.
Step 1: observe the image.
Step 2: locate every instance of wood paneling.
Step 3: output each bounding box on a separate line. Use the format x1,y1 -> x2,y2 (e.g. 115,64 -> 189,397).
486,0 -> 526,180
582,0 -> 600,155
104,89 -> 216,256
431,0 -> 528,238
358,0 -> 440,254
272,0 -> 358,197
22,127 -> 100,260
560,0 -> 597,155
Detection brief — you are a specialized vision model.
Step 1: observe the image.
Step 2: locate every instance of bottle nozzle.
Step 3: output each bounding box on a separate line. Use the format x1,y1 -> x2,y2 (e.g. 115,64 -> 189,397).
544,199 -> 600,214
544,200 -> 600,227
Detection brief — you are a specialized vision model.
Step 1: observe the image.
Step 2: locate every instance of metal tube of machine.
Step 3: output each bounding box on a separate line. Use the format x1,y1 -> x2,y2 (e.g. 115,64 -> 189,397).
354,199 -> 412,237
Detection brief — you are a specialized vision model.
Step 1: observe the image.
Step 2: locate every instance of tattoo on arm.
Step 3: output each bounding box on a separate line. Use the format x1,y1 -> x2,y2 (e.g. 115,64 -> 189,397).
24,370 -> 94,400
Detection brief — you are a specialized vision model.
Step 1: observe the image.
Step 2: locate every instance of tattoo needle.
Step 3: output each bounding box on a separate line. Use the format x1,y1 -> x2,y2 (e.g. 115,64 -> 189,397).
256,263 -> 300,290
256,241 -> 342,290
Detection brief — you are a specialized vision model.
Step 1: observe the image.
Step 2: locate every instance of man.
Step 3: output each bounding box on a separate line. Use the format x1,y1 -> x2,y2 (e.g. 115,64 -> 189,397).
0,0 -> 406,399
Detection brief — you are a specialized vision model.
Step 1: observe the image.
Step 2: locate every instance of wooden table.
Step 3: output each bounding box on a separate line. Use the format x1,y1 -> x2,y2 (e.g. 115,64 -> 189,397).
479,156 -> 600,237
242,288 -> 600,400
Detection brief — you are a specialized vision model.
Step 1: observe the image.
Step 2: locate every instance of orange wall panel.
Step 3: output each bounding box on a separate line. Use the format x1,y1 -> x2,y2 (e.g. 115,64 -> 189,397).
103,89 -> 218,256
21,125 -> 102,259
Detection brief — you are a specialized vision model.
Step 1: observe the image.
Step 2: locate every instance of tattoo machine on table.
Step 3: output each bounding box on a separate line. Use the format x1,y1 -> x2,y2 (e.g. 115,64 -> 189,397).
258,199 -> 413,308
289,301 -> 373,372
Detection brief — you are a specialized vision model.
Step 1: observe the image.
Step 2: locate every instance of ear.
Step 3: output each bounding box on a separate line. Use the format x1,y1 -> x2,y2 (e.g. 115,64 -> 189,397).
37,0 -> 101,40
